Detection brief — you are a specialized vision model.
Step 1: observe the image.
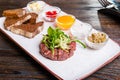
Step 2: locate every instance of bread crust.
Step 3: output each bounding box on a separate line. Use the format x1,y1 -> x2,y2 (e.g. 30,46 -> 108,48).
28,13 -> 38,24
4,14 -> 31,30
3,8 -> 26,18
10,22 -> 44,38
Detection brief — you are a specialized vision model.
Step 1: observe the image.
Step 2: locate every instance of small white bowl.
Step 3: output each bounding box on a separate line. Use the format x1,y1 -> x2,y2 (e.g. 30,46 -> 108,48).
85,31 -> 109,49
71,22 -> 93,40
27,0 -> 46,13
42,6 -> 61,22
55,14 -> 76,30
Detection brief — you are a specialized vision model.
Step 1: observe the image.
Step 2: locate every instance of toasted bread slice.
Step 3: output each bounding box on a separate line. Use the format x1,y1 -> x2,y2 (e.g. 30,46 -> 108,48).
4,14 -> 31,30
24,13 -> 38,24
3,8 -> 26,18
28,13 -> 38,24
10,21 -> 44,38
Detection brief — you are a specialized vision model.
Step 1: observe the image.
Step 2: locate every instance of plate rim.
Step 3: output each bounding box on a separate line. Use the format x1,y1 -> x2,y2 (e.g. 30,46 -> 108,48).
0,16 -> 120,79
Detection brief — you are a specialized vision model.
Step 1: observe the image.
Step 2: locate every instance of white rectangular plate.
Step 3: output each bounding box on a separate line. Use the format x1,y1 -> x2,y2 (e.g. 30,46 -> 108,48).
0,5 -> 120,80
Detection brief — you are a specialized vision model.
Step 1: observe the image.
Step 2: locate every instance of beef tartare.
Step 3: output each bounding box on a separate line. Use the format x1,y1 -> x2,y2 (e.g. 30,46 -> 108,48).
40,41 -> 76,61
39,27 -> 86,61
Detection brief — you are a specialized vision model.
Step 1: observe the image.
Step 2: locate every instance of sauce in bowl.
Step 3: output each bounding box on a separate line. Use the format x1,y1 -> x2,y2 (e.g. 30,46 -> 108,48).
56,15 -> 75,30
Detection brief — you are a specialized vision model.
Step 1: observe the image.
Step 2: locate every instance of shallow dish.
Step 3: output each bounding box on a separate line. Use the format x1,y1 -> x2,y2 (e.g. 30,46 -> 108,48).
71,22 -> 93,40
27,0 -> 46,13
42,6 -> 61,22
0,3 -> 120,80
55,14 -> 75,30
1,16 -> 120,80
85,31 -> 109,49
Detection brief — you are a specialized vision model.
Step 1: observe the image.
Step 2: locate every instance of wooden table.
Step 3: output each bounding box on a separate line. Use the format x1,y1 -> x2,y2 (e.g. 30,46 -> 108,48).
0,0 -> 120,80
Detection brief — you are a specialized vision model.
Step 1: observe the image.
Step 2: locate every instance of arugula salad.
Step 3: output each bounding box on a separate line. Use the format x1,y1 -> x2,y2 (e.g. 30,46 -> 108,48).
42,27 -> 86,53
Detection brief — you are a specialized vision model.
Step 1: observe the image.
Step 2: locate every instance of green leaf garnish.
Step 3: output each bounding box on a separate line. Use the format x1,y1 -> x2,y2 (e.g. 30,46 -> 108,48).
42,26 -> 86,54
74,40 -> 86,48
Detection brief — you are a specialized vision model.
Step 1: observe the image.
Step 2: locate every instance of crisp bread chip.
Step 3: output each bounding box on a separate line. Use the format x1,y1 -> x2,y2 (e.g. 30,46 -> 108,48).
23,13 -> 38,24
3,8 -> 26,18
4,14 -> 31,30
10,21 -> 44,38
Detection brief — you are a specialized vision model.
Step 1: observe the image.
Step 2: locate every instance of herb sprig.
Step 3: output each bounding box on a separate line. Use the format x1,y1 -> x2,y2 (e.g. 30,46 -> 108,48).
42,27 -> 86,54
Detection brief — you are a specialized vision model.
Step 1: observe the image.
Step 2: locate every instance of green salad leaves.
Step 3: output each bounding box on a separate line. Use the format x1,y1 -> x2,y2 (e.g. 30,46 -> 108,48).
42,27 -> 86,54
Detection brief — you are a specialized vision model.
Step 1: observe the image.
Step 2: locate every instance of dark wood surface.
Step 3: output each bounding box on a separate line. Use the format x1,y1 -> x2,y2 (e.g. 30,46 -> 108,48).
0,0 -> 120,80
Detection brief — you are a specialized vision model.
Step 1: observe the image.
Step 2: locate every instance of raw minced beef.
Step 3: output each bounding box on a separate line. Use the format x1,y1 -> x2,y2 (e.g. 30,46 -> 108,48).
39,41 -> 76,61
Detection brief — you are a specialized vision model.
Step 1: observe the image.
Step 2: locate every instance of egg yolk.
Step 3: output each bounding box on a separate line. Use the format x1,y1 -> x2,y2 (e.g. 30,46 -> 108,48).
56,15 -> 75,30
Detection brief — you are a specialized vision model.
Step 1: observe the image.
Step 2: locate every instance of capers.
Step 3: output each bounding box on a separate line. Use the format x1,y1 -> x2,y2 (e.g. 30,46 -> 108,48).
88,32 -> 106,43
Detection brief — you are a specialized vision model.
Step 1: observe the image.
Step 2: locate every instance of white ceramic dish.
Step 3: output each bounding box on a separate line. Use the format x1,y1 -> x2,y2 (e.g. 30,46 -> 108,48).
55,14 -> 75,30
42,6 -> 61,22
0,4 -> 120,80
27,0 -> 46,13
71,22 -> 93,40
85,30 -> 109,49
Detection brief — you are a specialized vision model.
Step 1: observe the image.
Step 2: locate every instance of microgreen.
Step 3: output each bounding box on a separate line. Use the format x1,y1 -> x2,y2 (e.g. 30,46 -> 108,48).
42,26 -> 86,54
